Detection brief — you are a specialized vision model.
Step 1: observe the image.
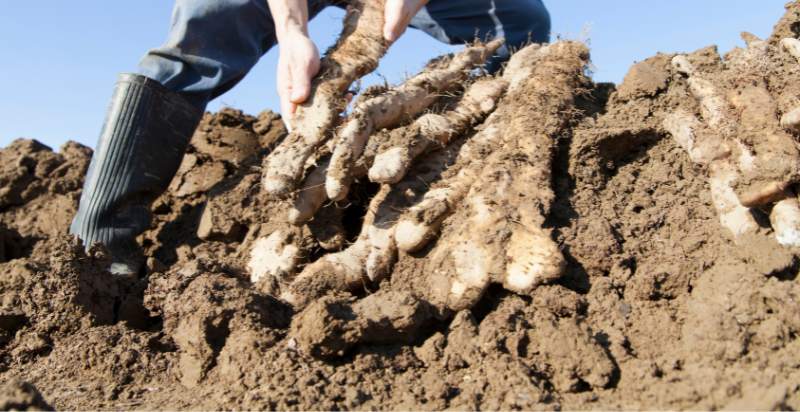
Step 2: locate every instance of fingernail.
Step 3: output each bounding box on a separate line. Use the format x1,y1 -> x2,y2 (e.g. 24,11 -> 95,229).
292,90 -> 308,103
283,116 -> 293,133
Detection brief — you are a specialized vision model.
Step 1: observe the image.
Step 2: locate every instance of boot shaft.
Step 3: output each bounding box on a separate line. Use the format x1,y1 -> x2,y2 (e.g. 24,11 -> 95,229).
71,74 -> 203,275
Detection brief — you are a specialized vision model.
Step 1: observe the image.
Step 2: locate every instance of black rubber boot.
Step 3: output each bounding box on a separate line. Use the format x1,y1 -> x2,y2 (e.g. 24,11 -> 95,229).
70,74 -> 203,276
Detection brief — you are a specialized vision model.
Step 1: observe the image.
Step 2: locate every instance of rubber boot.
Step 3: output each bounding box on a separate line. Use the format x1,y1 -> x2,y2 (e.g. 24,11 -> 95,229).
70,74 -> 203,276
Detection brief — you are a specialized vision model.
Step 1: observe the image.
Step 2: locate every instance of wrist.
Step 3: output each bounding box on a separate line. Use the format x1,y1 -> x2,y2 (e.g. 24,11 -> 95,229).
275,17 -> 308,42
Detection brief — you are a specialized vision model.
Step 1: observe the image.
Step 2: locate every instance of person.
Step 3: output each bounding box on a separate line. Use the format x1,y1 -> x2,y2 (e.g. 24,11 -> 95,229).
70,0 -> 551,276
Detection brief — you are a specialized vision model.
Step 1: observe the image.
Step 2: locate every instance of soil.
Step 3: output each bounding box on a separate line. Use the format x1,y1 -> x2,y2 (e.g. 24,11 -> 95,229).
2,3 -> 800,410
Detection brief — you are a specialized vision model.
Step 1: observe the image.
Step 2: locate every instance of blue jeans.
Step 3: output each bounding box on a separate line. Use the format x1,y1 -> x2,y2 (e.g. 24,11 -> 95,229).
138,0 -> 551,110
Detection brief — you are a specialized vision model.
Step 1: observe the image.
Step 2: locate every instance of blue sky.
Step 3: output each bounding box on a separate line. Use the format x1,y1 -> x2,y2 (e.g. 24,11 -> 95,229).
0,1 -> 789,150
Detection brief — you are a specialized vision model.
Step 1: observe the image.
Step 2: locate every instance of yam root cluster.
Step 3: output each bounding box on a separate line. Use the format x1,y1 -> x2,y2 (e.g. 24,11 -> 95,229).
254,0 -> 800,318
663,32 -> 800,246
246,35 -> 590,312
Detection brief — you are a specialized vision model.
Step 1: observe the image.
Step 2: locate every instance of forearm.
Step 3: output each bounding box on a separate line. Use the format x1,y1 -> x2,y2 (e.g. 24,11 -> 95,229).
267,0 -> 309,41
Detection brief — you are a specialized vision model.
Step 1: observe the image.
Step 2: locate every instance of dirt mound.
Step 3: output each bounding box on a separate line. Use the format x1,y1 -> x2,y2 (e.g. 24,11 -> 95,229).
0,139 -> 90,257
2,3 -> 800,410
0,379 -> 52,411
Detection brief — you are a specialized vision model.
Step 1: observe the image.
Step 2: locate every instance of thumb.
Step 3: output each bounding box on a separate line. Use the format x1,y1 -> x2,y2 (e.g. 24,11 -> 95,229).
276,61 -> 295,131
290,62 -> 313,104
280,98 -> 296,133
383,0 -> 405,43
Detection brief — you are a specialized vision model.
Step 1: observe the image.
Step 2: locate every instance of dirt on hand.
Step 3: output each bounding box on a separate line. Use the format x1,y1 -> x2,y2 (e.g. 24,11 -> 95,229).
2,2 -> 800,410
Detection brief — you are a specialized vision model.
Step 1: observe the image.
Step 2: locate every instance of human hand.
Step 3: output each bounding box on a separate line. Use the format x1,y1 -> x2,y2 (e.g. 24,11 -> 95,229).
383,0 -> 428,43
276,29 -> 320,131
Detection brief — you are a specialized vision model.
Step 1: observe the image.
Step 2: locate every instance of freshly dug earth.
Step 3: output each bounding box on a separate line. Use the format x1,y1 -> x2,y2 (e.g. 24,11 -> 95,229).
2,3 -> 800,410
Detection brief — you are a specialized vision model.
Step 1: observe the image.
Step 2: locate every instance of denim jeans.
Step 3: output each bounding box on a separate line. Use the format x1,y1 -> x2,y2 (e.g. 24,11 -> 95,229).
138,0 -> 551,110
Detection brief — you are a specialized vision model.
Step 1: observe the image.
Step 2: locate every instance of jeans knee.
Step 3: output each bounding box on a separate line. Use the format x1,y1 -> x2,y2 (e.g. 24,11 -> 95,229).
137,0 -> 275,105
502,0 -> 551,48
